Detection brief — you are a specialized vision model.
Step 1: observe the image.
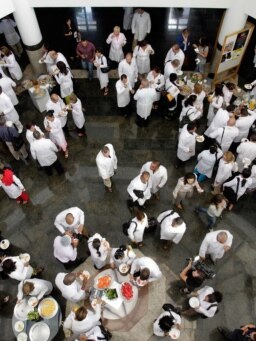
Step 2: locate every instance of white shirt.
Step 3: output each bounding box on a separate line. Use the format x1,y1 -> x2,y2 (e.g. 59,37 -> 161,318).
71,98 -> 85,129
207,95 -> 224,125
118,58 -> 138,88
205,108 -> 231,137
236,140 -> 256,172
177,125 -> 197,161
106,32 -> 127,62
234,110 -> 256,142
199,230 -> 233,260
96,143 -> 117,179
26,125 -> 44,145
158,210 -> 186,244
0,91 -> 19,123
46,97 -> 67,128
134,87 -> 156,119
30,138 -> 58,166
195,286 -> 218,318
2,53 -> 22,80
55,272 -> 86,302
54,207 -> 84,234
164,48 -> 185,70
110,248 -> 136,268
153,310 -> 181,337
147,71 -> 164,101
179,105 -> 202,123
164,62 -> 178,80
223,175 -> 252,199
53,236 -> 77,263
88,233 -> 109,269
214,159 -> 238,185
3,256 -> 33,282
127,174 -> 152,203
130,257 -> 162,282
128,214 -> 148,243
17,278 -> 53,301
173,176 -> 203,198
140,161 -> 168,193
0,76 -> 18,105
0,174 -> 24,199
133,44 -> 154,74
116,78 -> 132,107
131,11 -> 151,41
209,126 -> 239,152
54,69 -> 73,98
44,116 -> 67,150
195,149 -> 223,178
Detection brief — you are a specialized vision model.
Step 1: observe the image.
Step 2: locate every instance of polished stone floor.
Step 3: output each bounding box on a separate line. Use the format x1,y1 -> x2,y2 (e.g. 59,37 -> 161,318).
0,74 -> 256,341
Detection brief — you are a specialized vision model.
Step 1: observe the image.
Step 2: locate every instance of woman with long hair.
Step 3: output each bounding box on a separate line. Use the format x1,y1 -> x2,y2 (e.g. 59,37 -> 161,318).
110,244 -> 136,268
69,93 -> 86,137
133,39 -> 154,75
94,48 -> 109,96
87,233 -> 110,269
54,61 -> 73,103
127,209 -> 148,248
207,83 -> 224,126
193,37 -> 209,74
179,94 -> 202,126
0,46 -> 22,80
153,304 -> 181,338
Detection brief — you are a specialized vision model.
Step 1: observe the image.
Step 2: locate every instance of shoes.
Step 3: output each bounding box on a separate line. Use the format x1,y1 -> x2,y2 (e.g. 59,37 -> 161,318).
105,186 -> 112,193
64,151 -> 69,158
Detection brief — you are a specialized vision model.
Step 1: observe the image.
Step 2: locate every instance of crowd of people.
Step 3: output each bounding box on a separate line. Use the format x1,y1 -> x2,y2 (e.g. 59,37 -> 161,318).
0,7 -> 256,341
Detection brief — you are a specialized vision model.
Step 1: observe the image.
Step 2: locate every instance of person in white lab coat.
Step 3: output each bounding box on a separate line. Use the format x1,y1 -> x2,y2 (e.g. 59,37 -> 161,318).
54,235 -> 85,269
118,53 -> 138,89
96,143 -> 117,192
130,256 -> 162,283
30,131 -> 65,176
209,117 -> 239,152
194,145 -> 223,182
79,325 -> 111,341
106,26 -> 127,63
46,93 -> 68,135
94,49 -> 109,95
87,233 -> 110,270
0,168 -> 29,204
0,46 -> 22,80
55,272 -> 88,302
54,207 -> 86,236
44,110 -> 68,158
222,82 -> 236,106
147,66 -> 165,105
127,209 -> 148,247
199,230 -> 233,262
109,244 -> 136,268
140,160 -> 168,199
127,171 -> 152,209
17,278 -> 53,302
176,122 -> 198,167
153,305 -> 182,338
0,73 -> 18,105
157,210 -> 186,249
223,168 -> 252,210
133,40 -> 154,75
123,7 -> 134,30
179,95 -> 202,126
182,286 -> 222,318
54,61 -> 73,101
69,93 -> 86,136
63,304 -> 101,335
164,59 -> 180,80
38,44 -> 54,73
1,255 -> 34,281
131,9 -> 151,48
49,50 -> 70,69
207,84 -> 224,126
25,122 -> 44,145
0,87 -> 23,132
134,78 -> 156,126
164,73 -> 180,119
164,44 -> 185,71
173,173 -> 204,209
192,83 -> 206,111
236,135 -> 256,172
115,74 -> 133,117
234,107 -> 256,145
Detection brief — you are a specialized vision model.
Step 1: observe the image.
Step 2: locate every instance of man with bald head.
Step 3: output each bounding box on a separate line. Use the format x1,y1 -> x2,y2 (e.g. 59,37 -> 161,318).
46,93 -> 68,135
164,43 -> 185,71
199,230 -> 233,263
54,206 -> 88,238
209,117 -> 239,152
55,272 -> 89,302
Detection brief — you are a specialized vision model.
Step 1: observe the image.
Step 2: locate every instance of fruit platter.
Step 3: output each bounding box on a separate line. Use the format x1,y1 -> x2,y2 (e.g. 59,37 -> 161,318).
96,275 -> 112,289
121,282 -> 133,301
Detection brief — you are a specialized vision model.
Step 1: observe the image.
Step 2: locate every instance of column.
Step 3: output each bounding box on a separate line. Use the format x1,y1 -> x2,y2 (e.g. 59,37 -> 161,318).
12,0 -> 46,76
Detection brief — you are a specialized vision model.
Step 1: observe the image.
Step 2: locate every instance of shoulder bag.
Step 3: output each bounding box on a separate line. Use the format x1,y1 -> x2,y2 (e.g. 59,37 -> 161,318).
179,108 -> 194,128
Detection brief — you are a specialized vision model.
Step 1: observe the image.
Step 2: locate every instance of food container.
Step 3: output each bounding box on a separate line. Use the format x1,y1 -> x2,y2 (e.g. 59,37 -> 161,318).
121,282 -> 134,301
17,332 -> 28,341
95,275 -> 112,289
196,135 -> 205,143
79,270 -> 90,281
14,321 -> 25,333
0,239 -> 10,250
28,297 -> 38,307
189,297 -> 200,308
29,322 -> 50,341
118,263 -> 130,276
170,327 -> 181,339
14,300 -> 32,321
38,297 -> 58,319
19,253 -> 30,263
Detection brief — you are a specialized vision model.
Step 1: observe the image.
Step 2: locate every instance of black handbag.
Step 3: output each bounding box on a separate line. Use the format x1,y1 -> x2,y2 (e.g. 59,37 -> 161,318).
99,325 -> 112,340
101,56 -> 110,73
122,221 -> 137,236
162,303 -> 181,316
179,108 -> 193,128
145,217 -> 158,233
133,189 -> 144,199
12,134 -> 24,151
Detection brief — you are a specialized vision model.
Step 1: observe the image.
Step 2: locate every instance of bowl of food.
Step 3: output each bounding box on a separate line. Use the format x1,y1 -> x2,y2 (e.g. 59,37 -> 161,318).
28,297 -> 38,307
17,332 -> 28,341
176,70 -> 183,76
14,321 -> 25,333
189,297 -> 200,308
170,327 -> 181,339
175,80 -> 184,87
121,282 -> 133,300
118,263 -> 130,275
96,275 -> 112,289
19,253 -> 30,263
38,297 -> 58,319
136,278 -> 147,287
0,239 -> 10,250
244,83 -> 252,90
104,288 -> 118,300
79,270 -> 90,281
196,135 -> 205,143
29,322 -> 50,341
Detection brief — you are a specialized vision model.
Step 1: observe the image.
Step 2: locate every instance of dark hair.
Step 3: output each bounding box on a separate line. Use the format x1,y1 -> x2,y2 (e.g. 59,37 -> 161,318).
92,238 -> 101,257
250,134 -> 256,142
158,315 -> 174,332
184,173 -> 196,184
26,122 -> 36,130
121,74 -> 127,81
96,47 -> 103,54
135,210 -> 145,221
2,258 -> 16,274
226,104 -> 235,113
240,108 -> 248,117
199,37 -> 209,47
211,194 -> 224,208
114,245 -> 127,260
138,40 -> 147,47
209,145 -> 217,154
187,121 -> 198,131
140,268 -> 150,280
184,94 -> 197,107
33,130 -> 41,140
208,291 -> 223,303
153,66 -> 161,73
173,217 -> 183,226
0,73 -> 2,79
46,110 -> 54,118
214,84 -> 223,97
56,61 -> 68,75
169,73 -> 178,83
225,82 -> 236,91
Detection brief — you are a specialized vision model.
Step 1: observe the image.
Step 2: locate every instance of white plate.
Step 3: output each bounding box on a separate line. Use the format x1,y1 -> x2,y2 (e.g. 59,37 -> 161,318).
170,327 -> 181,339
17,332 -> 28,341
189,297 -> 200,308
0,239 -> 10,249
19,253 -> 30,263
29,322 -> 50,341
244,84 -> 252,90
176,70 -> 183,76
196,135 -> 205,143
136,278 -> 147,287
194,48 -> 199,53
28,297 -> 38,307
119,263 -> 130,274
38,297 -> 58,319
14,321 -> 25,332
14,300 -> 33,321
79,270 -> 90,281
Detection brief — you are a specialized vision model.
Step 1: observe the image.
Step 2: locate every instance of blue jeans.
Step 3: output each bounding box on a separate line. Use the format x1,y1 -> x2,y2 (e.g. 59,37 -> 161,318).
194,168 -> 207,182
81,60 -> 94,80
195,207 -> 216,229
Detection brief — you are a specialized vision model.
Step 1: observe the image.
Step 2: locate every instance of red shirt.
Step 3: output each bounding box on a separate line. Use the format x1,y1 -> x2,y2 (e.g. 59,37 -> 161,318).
76,41 -> 95,62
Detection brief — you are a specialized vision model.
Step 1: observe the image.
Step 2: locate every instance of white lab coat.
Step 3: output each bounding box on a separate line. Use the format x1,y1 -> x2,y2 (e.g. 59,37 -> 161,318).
234,110 -> 256,142
177,125 -> 197,161
3,256 -> 33,281
207,95 -> 224,126
123,7 -> 133,30
153,311 -> 181,337
194,90 -> 206,111
26,125 -> 44,145
30,138 -> 58,166
199,230 -> 233,261
131,12 -> 151,41
94,55 -> 109,89
83,326 -> 108,341
0,91 -> 20,123
147,71 -> 165,102
165,79 -> 180,111
222,85 -> 233,105
0,174 -> 24,199
17,279 -> 53,301
179,104 -> 202,123
53,236 -> 77,263
173,176 -> 202,198
110,248 -> 136,267
223,175 -> 252,199
127,174 -> 152,204
134,87 -> 156,119
71,98 -> 85,129
205,108 -> 231,137
133,44 -> 154,74
209,126 -> 239,152
88,233 -> 109,269
54,52 -> 70,69
0,76 -> 18,105
46,97 -> 67,128
63,304 -> 101,334
44,116 -> 67,151
116,78 -> 132,107
106,32 -> 127,62
158,210 -> 186,244
39,51 -> 54,73
214,158 -> 238,185
195,286 -> 218,318
247,164 -> 256,190
140,161 -> 168,193
55,273 -> 86,302
96,143 -> 117,179
2,53 -> 22,80
164,48 -> 185,70
54,69 -> 73,98
118,58 -> 138,88
130,257 -> 162,282
54,207 -> 85,234
195,149 -> 223,178
236,140 -> 256,172
164,62 -> 178,80
128,214 -> 148,243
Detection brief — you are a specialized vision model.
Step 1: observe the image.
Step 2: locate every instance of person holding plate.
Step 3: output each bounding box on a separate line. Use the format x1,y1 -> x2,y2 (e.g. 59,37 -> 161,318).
55,272 -> 88,302
46,93 -> 69,136
110,244 -> 136,268
87,233 -> 110,270
17,278 -> 53,303
153,304 -> 181,338
130,256 -> 162,284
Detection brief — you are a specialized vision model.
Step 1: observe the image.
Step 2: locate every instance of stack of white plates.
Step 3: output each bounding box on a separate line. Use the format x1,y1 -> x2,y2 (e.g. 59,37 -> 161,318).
29,322 -> 50,341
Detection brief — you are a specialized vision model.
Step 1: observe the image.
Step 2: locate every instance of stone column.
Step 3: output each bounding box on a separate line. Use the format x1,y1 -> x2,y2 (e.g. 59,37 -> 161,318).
12,0 -> 46,77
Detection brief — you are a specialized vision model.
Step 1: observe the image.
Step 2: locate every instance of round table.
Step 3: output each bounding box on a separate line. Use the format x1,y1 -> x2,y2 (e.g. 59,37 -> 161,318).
12,296 -> 62,341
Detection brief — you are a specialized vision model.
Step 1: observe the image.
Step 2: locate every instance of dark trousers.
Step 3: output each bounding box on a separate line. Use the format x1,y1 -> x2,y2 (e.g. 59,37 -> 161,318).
119,104 -> 131,117
44,159 -> 64,176
136,114 -> 148,127
56,257 -> 85,270
76,125 -> 86,135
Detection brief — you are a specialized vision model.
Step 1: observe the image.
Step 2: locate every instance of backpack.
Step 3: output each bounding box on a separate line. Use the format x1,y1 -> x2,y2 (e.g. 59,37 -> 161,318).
122,221 -> 137,236
179,108 -> 193,128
